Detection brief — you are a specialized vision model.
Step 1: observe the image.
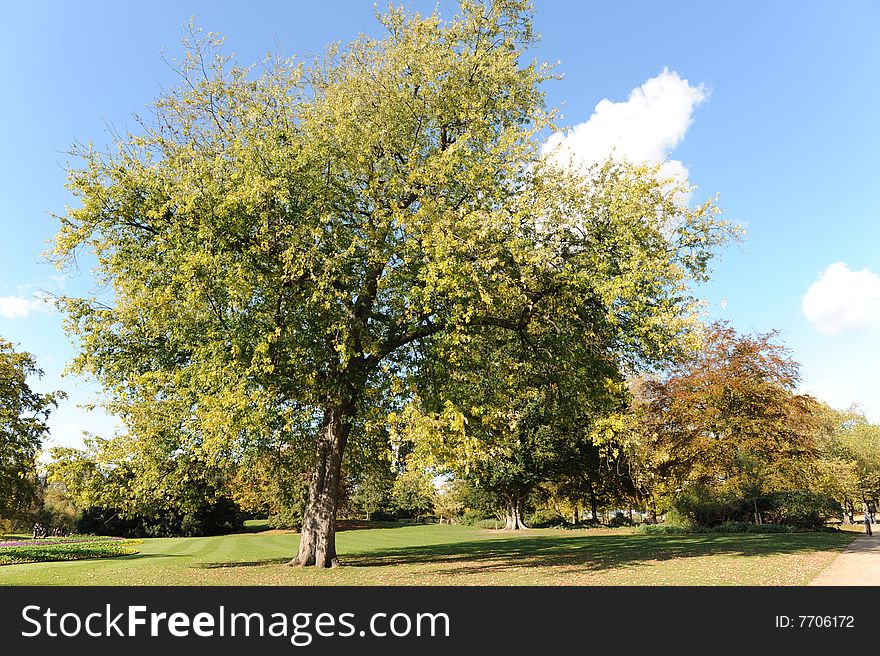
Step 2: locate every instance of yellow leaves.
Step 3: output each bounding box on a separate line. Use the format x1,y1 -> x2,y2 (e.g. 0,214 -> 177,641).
45,2 -> 744,531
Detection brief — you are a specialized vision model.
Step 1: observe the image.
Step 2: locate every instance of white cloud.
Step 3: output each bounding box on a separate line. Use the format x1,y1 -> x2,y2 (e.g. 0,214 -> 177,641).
0,294 -> 52,319
802,262 -> 880,335
542,68 -> 707,185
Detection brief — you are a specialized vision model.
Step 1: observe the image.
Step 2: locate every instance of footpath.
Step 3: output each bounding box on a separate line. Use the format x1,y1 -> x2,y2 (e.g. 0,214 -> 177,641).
809,526 -> 880,585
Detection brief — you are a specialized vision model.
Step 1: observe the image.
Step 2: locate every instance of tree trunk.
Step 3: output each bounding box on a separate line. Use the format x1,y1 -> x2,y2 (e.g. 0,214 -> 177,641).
588,480 -> 599,524
288,404 -> 353,568
504,495 -> 528,530
572,503 -> 579,526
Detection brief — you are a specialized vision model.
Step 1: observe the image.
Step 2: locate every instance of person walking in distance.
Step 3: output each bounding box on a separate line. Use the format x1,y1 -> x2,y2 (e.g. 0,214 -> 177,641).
865,502 -> 873,536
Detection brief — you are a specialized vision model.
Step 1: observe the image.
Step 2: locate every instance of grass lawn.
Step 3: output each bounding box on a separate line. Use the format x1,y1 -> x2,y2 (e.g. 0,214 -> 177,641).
0,523 -> 854,586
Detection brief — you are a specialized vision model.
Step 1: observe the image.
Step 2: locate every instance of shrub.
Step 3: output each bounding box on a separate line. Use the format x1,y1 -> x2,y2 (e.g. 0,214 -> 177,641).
268,506 -> 303,531
459,509 -> 495,526
640,522 -> 799,535
525,508 -> 565,528
365,510 -> 398,523
670,486 -> 840,530
608,511 -> 634,527
661,507 -> 694,529
700,522 -> 796,534
76,498 -> 245,538
391,474 -> 436,519
474,519 -> 504,529
765,491 -> 841,529
673,486 -> 753,526
638,524 -> 689,535
747,523 -> 792,533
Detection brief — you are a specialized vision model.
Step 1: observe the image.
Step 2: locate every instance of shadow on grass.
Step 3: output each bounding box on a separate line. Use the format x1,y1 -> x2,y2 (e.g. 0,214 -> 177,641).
190,530 -> 853,574
337,520 -> 433,531
340,532 -> 854,575
195,557 -> 291,569
232,519 -> 424,536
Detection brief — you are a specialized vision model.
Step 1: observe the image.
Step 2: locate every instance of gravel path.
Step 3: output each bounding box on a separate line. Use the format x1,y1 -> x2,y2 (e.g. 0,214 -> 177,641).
809,527 -> 880,586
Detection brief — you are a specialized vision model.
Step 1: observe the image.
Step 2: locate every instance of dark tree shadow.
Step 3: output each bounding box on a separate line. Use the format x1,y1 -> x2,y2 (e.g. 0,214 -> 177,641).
195,557 -> 290,569
340,532 -> 853,575
190,531 -> 852,574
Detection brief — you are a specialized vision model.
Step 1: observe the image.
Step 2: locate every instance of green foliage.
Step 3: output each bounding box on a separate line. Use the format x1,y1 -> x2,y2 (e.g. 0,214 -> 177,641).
349,464 -> 396,521
448,479 -> 499,518
639,522 -> 801,535
638,524 -> 689,535
703,522 -> 779,534
432,481 -> 464,520
75,499 -> 243,538
660,507 -> 694,530
473,518 -> 504,529
458,508 -> 494,526
607,512 -> 635,527
818,409 -> 880,505
764,491 -> 841,529
673,485 -> 753,527
525,508 -> 564,528
670,485 -> 841,530
48,436 -> 245,537
48,0 -> 736,559
0,338 -> 64,520
391,472 -> 436,519
267,506 -> 304,531
232,450 -> 310,531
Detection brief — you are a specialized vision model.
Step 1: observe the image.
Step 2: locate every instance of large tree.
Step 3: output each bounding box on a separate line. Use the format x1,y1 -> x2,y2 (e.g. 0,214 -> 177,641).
51,2 -> 733,566
0,338 -> 63,521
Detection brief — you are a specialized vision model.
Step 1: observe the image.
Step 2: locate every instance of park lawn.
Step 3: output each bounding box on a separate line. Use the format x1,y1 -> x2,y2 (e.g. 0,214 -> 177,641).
0,524 -> 854,586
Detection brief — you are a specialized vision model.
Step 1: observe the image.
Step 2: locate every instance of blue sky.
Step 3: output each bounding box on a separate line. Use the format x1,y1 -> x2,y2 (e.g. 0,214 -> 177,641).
2,1 -> 879,452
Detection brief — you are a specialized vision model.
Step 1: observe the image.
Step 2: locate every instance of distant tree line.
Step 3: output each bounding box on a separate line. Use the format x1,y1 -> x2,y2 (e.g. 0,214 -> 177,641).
6,321 -> 869,538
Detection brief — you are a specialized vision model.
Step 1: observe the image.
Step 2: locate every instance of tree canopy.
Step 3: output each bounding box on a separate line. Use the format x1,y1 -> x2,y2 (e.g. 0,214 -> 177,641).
615,322 -> 831,525
0,338 -> 63,521
50,1 -> 735,565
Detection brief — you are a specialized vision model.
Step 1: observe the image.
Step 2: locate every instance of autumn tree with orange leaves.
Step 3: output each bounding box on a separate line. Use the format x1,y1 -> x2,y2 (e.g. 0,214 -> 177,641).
625,322 -> 826,523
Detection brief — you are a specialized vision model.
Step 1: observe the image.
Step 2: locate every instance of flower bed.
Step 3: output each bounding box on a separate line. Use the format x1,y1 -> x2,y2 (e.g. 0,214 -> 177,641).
0,538 -> 142,565
0,535 -> 126,548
